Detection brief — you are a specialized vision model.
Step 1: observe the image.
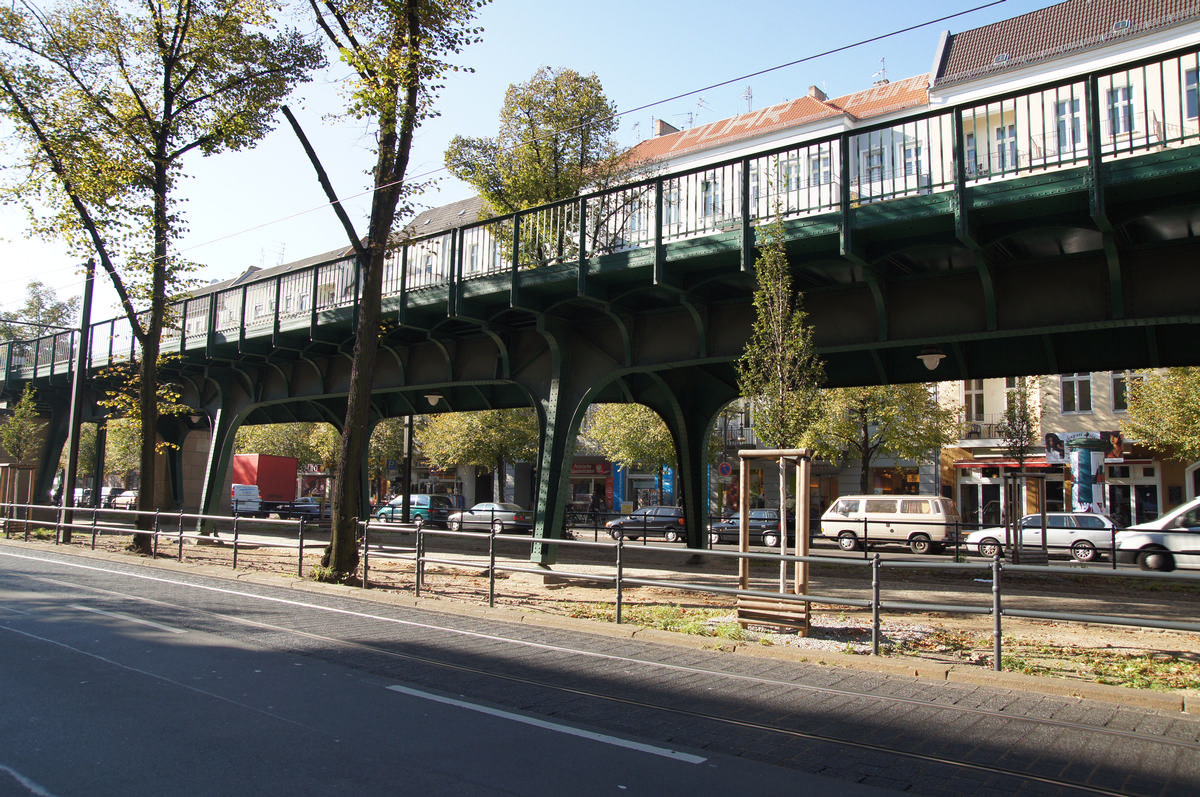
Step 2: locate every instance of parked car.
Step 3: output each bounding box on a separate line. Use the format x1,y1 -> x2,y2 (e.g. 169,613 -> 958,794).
709,508 -> 787,547
231,483 -> 262,516
281,496 -> 323,519
446,502 -> 532,533
102,487 -> 126,508
374,494 -> 454,527
1116,497 -> 1200,571
964,512 -> 1118,562
605,505 -> 686,542
110,490 -> 138,510
820,495 -> 959,554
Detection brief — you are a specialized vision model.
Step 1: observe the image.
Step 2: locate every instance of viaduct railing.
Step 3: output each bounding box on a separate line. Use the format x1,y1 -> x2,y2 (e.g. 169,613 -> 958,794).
2,43 -> 1199,386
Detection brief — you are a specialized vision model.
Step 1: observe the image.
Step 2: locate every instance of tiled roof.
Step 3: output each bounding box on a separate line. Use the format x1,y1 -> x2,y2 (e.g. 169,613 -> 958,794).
934,0 -> 1200,86
628,74 -> 929,163
402,195 -> 485,238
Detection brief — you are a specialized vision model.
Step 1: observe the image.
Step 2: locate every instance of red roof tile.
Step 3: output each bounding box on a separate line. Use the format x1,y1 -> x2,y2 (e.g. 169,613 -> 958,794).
629,74 -> 929,163
935,0 -> 1200,86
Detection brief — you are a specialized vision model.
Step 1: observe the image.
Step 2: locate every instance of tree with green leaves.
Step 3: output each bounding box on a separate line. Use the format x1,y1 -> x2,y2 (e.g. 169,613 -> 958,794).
0,384 -> 45,505
0,384 -> 45,466
809,384 -> 960,493
0,1 -> 321,551
368,417 -> 407,497
0,281 -> 78,341
416,409 -> 538,502
996,377 -> 1040,471
736,215 -> 824,449
1123,368 -> 1200,461
444,66 -> 647,263
581,404 -> 676,501
235,422 -> 329,466
303,0 -> 486,580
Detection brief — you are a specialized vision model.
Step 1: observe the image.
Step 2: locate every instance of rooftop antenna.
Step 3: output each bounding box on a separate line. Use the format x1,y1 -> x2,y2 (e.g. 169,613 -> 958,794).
741,85 -> 753,113
872,57 -> 887,84
696,96 -> 712,123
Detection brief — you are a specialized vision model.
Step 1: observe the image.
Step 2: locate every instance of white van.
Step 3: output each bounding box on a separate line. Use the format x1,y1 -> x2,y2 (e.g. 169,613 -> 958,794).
231,484 -> 262,516
820,495 -> 960,554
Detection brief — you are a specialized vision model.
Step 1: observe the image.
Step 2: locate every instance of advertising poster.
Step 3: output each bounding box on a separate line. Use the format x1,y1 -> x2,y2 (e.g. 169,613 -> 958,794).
1043,431 -> 1123,514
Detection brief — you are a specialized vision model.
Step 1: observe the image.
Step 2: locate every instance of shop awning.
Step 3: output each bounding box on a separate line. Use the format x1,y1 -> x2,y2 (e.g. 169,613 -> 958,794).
953,458 -> 1052,468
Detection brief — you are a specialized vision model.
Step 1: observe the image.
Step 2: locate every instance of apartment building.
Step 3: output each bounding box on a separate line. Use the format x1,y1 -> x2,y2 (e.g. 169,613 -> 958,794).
946,370 -> 1191,529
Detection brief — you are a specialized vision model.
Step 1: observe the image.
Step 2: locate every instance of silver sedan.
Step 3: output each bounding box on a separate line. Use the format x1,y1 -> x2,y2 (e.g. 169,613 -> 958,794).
446,502 -> 533,533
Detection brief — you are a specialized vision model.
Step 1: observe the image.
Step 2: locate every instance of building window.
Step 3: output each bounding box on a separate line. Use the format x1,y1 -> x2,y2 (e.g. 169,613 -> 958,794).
1186,68 -> 1198,120
809,152 -> 831,185
861,148 -> 884,184
1111,370 -> 1138,411
903,144 -> 923,176
777,157 -> 799,191
468,243 -> 479,273
1056,98 -> 1082,152
701,179 -> 721,218
1004,376 -> 1029,409
1107,86 -> 1134,135
995,124 -> 1017,170
663,188 -> 679,226
963,379 -> 984,421
965,132 -> 978,175
1061,372 -> 1092,413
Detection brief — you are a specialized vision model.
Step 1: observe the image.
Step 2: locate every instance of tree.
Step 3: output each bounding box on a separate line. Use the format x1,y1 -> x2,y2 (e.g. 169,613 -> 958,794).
736,215 -> 824,449
0,384 -> 45,466
1123,368 -> 1200,461
235,422 -> 329,466
368,417 -> 407,497
104,417 -> 142,482
444,66 -> 647,263
0,384 -> 45,505
416,409 -> 538,502
996,377 -> 1040,471
581,404 -> 676,501
0,281 -> 78,341
0,1 -> 322,551
809,384 -> 961,494
302,0 -> 485,580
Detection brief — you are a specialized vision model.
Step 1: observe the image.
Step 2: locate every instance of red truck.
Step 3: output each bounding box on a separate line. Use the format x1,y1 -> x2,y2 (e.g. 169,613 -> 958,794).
232,454 -> 298,514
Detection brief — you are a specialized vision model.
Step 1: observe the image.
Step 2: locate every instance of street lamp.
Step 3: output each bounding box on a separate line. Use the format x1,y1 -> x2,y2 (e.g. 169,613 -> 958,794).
917,344 -> 946,371
424,391 -> 444,407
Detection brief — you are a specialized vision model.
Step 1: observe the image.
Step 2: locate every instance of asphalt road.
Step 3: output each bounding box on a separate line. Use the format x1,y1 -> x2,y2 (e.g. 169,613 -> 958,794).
3,544 -> 1200,796
0,546 -> 891,797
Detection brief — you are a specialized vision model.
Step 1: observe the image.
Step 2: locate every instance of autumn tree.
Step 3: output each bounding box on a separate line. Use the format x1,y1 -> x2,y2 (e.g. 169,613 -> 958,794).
0,384 -> 45,504
302,0 -> 486,580
581,404 -> 676,502
416,409 -> 538,502
809,384 -> 960,494
1123,368 -> 1200,461
0,281 -> 78,341
235,422 -> 329,466
0,1 -> 322,551
996,377 -> 1041,472
444,66 -> 647,262
736,215 -> 824,448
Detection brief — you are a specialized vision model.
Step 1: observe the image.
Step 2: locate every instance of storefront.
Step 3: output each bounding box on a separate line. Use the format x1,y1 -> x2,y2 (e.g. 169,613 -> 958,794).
568,461 -> 613,515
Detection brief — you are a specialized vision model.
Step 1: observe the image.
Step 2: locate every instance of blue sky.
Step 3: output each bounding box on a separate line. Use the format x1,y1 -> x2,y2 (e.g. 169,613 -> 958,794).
0,0 -> 1051,321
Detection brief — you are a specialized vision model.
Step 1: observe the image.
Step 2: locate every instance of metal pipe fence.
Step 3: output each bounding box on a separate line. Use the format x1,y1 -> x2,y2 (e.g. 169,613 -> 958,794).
5,502 -> 1199,673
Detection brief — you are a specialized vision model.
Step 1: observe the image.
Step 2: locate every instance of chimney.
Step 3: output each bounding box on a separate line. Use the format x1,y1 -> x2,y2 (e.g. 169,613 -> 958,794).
652,118 -> 680,136
807,85 -> 827,101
